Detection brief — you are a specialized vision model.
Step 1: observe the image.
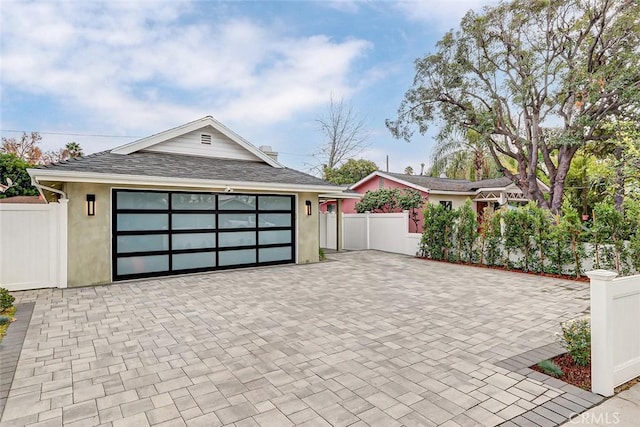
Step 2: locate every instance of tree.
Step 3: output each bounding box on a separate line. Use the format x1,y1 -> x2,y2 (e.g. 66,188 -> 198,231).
429,129 -> 496,181
323,159 -> 378,185
404,166 -> 414,175
316,96 -> 369,175
42,141 -> 85,164
64,142 -> 83,159
0,153 -> 38,198
387,0 -> 640,213
1,132 -> 43,164
355,188 -> 401,213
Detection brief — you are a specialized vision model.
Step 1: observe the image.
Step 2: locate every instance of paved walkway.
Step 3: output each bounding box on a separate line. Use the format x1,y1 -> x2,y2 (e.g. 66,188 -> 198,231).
559,383 -> 640,426
1,251 -> 598,426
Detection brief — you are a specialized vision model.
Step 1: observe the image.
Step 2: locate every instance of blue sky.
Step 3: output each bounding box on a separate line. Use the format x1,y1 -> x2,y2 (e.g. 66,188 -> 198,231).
0,0 -> 495,174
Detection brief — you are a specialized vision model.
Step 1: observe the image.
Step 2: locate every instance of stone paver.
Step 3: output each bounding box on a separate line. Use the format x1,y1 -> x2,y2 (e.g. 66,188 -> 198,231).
1,251 -> 594,426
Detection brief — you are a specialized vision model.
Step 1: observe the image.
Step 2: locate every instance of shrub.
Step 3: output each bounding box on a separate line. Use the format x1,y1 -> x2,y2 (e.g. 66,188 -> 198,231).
319,248 -> 326,261
0,288 -> 15,312
557,316 -> 591,366
537,359 -> 564,378
0,315 -> 10,326
454,200 -> 478,263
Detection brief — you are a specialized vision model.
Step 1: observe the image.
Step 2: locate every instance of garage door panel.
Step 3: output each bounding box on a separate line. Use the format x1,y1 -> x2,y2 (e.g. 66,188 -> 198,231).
172,233 -> 216,250
219,231 -> 256,247
259,213 -> 291,227
219,194 -> 256,210
172,213 -> 216,230
172,252 -> 216,270
117,191 -> 168,209
219,249 -> 256,266
113,190 -> 294,281
117,255 -> 169,275
259,230 -> 291,245
117,234 -> 169,253
171,193 -> 216,210
218,213 -> 256,228
117,213 -> 168,231
259,247 -> 292,263
259,196 -> 292,210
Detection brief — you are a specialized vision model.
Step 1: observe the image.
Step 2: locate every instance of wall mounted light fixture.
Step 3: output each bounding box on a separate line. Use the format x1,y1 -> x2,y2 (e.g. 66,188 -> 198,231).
86,194 -> 96,216
305,200 -> 312,216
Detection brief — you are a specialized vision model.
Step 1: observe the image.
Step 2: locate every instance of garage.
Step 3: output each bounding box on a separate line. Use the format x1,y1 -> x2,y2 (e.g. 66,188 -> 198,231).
113,189 -> 295,280
22,116 -> 349,288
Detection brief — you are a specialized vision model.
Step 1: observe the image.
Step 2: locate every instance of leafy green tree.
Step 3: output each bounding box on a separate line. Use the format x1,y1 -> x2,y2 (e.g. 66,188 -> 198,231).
547,216 -> 572,275
559,200 -> 585,277
454,200 -> 478,263
355,188 -> 425,223
531,204 -> 552,273
0,153 -> 38,198
323,159 -> 377,185
479,207 -> 503,266
355,188 -> 400,213
397,188 -> 425,231
421,202 -> 458,260
387,0 -> 640,213
591,202 -> 626,272
629,227 -> 640,273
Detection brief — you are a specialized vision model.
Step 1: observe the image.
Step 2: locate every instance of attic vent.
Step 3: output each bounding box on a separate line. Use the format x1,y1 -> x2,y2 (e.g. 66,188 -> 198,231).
201,134 -> 212,145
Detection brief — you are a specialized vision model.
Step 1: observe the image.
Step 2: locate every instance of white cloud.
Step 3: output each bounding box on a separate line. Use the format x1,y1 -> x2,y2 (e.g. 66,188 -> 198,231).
0,1 -> 372,137
394,0 -> 499,30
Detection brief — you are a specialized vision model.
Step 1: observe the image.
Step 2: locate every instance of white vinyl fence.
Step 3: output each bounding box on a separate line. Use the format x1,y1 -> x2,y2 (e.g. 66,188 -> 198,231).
588,270 -> 640,396
335,211 -> 421,256
0,200 -> 68,291
319,212 -> 337,249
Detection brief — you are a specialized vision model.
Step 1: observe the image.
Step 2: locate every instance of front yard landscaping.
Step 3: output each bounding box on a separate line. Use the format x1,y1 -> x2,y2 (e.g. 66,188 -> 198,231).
0,287 -> 16,343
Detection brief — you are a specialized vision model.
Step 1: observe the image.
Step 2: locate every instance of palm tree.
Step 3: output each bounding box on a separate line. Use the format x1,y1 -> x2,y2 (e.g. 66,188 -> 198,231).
429,129 -> 493,181
64,142 -> 83,159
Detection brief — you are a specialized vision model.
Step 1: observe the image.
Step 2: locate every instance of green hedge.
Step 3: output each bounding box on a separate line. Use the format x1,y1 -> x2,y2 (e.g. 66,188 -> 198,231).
419,200 -> 640,277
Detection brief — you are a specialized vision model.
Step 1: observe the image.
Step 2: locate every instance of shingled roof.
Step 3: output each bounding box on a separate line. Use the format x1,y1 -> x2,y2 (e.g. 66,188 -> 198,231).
383,172 -> 513,192
36,150 -> 337,188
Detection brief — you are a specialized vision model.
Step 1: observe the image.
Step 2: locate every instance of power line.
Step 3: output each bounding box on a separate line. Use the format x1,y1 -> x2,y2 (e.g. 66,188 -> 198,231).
0,129 -> 142,138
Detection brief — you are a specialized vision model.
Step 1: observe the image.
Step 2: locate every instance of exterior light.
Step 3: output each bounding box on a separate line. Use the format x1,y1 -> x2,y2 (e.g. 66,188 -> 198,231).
305,200 -> 312,216
86,194 -> 96,216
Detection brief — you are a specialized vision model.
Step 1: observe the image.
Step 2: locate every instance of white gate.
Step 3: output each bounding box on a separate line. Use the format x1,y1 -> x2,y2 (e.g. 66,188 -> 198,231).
0,200 -> 68,291
319,212 -> 337,249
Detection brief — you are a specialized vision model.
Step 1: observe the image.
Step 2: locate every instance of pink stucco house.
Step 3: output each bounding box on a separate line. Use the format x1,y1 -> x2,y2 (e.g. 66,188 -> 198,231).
321,171 -> 542,233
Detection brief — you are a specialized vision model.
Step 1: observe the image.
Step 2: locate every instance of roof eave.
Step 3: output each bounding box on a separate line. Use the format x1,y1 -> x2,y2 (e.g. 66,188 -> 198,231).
28,169 -> 344,193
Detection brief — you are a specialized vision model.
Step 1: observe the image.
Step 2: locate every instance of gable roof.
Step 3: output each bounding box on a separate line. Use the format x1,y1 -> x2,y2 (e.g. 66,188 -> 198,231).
111,116 -> 283,168
350,171 -> 546,194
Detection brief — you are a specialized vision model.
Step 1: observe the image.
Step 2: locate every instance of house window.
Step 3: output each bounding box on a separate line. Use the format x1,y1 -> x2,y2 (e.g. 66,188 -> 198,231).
440,201 -> 452,211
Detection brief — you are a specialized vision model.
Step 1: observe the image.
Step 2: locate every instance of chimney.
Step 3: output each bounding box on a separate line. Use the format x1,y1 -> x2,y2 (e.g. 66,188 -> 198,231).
259,145 -> 278,162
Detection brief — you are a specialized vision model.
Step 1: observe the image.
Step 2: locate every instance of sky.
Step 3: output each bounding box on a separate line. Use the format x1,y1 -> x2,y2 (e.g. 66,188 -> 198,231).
0,0 -> 496,175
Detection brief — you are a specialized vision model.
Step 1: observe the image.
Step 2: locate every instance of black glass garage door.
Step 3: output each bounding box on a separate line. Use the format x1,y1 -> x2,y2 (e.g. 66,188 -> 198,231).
112,189 -> 295,281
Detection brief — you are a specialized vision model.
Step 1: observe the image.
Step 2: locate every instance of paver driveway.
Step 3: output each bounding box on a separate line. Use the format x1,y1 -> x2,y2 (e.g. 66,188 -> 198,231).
1,251 -> 592,427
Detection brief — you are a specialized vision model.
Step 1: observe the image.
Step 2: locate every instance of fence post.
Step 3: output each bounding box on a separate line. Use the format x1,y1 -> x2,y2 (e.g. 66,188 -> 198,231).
58,199 -> 69,288
365,211 -> 370,250
587,269 -> 618,396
